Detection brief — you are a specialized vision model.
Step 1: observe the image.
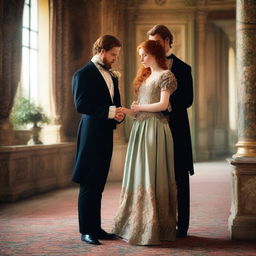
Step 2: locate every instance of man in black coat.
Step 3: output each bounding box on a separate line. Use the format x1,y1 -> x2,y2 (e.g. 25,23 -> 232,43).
148,25 -> 194,238
72,35 -> 124,245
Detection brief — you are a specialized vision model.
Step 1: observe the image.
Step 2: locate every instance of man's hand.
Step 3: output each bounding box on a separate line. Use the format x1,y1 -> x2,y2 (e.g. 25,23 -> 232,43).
114,107 -> 125,122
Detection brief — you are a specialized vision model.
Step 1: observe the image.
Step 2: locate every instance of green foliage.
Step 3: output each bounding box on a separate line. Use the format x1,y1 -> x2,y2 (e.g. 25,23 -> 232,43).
11,97 -> 49,129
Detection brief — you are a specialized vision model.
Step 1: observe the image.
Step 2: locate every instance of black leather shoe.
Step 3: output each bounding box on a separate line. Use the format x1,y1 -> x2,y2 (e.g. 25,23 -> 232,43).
176,229 -> 188,238
81,234 -> 101,245
95,229 -> 117,240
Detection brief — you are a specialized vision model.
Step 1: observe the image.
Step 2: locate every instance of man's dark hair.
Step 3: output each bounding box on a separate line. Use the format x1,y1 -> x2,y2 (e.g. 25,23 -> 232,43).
147,24 -> 173,48
93,35 -> 121,55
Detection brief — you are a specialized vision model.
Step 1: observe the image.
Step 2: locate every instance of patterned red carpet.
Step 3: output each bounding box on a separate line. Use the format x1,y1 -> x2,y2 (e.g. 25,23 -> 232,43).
0,161 -> 255,256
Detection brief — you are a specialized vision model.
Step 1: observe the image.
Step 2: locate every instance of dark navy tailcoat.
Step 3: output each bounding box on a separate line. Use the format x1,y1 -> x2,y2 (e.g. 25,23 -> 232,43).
169,54 -> 194,176
72,61 -> 121,186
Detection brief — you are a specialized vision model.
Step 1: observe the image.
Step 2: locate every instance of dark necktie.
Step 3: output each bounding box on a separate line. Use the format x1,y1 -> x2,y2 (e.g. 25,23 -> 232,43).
97,62 -> 109,71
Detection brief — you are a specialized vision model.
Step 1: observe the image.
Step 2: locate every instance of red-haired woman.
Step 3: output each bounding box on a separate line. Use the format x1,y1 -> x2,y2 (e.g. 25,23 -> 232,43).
113,40 -> 177,245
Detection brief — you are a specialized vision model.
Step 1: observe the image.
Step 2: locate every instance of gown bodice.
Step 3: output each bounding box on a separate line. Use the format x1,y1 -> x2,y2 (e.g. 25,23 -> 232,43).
135,70 -> 177,122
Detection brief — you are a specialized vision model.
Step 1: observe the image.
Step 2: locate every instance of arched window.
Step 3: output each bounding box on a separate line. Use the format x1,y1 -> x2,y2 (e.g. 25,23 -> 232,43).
19,0 -> 50,115
21,0 -> 39,101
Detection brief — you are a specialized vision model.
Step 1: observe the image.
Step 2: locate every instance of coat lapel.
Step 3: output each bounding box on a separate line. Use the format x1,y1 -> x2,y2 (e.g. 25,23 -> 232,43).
112,76 -> 120,106
88,61 -> 113,103
170,54 -> 177,72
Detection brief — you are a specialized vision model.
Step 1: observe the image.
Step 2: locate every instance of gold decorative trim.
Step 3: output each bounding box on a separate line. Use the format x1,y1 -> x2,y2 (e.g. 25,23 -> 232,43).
233,141 -> 256,158
236,23 -> 256,30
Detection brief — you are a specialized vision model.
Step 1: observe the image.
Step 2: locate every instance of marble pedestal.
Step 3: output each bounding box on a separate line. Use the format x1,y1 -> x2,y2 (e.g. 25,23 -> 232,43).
228,158 -> 256,240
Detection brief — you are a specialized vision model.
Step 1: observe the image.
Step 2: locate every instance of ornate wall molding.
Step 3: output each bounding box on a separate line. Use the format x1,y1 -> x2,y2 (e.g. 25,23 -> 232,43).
132,0 -> 235,10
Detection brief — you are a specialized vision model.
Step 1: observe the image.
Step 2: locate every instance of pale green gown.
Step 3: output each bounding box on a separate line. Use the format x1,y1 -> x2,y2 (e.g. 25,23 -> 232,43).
113,70 -> 177,245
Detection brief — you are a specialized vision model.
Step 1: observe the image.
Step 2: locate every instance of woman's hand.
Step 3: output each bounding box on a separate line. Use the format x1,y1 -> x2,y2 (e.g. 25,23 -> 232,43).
131,101 -> 140,113
120,107 -> 135,117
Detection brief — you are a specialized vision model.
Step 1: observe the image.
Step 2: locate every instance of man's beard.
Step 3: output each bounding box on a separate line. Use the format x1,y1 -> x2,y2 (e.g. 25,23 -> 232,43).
102,57 -> 112,70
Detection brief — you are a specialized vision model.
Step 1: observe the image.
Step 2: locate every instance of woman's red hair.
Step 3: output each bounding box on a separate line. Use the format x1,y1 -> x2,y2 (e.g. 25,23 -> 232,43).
133,40 -> 167,95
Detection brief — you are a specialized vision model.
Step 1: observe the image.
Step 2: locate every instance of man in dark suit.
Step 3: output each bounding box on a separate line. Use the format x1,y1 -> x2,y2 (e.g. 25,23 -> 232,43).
148,25 -> 194,238
72,35 -> 124,245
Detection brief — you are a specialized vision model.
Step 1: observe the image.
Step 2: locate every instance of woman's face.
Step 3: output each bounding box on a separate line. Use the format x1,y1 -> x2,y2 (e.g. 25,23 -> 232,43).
138,48 -> 156,68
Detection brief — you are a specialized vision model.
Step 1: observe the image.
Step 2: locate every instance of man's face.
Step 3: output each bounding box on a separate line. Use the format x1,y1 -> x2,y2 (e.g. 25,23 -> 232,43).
149,34 -> 170,53
101,47 -> 120,69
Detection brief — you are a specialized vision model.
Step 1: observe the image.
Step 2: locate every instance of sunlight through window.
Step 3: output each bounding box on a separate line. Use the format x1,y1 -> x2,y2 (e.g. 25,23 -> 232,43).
21,0 -> 38,101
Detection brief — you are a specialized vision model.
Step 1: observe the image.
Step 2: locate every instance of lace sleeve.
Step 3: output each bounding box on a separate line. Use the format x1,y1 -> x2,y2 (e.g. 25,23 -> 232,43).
158,70 -> 177,94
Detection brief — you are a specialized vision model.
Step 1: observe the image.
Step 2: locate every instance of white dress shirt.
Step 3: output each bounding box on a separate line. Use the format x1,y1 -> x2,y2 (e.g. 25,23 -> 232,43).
91,55 -> 116,119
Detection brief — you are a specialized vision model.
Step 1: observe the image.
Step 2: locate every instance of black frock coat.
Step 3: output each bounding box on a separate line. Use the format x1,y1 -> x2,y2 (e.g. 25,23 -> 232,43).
169,54 -> 194,176
72,61 -> 121,186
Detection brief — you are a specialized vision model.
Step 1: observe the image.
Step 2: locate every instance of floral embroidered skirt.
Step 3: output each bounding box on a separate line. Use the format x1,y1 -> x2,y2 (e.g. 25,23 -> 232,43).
112,116 -> 177,245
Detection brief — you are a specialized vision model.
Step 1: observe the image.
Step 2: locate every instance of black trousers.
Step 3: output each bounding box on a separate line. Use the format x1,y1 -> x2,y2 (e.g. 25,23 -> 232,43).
78,153 -> 112,235
78,173 -> 109,234
175,170 -> 190,232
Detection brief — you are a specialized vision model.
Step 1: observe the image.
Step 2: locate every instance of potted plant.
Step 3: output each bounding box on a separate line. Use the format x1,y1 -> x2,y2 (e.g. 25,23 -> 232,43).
11,97 -> 49,145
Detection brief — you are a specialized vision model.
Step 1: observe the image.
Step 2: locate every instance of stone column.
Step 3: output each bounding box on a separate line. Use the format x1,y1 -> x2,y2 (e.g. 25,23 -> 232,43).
204,23 -> 230,159
229,0 -> 256,240
195,10 -> 208,160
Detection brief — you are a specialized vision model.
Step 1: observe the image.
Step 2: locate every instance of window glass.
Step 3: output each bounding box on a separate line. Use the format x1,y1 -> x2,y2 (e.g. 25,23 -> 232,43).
30,49 -> 38,100
21,0 -> 39,102
22,28 -> 29,47
23,5 -> 29,28
30,0 -> 38,31
30,31 -> 38,49
21,47 -> 30,98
